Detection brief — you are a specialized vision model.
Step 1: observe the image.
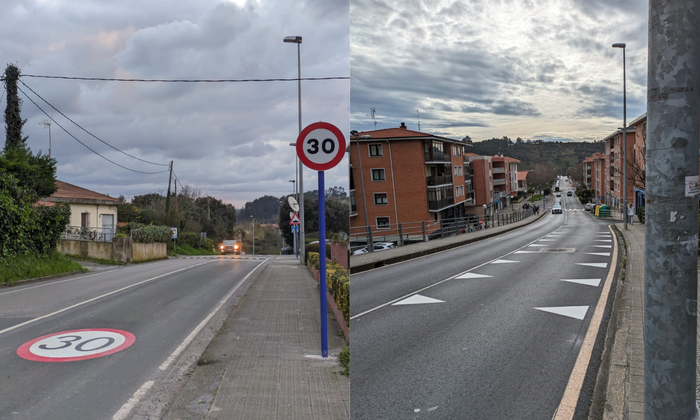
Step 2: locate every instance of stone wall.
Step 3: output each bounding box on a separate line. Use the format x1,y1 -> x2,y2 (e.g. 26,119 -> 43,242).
58,237 -> 165,263
133,242 -> 167,262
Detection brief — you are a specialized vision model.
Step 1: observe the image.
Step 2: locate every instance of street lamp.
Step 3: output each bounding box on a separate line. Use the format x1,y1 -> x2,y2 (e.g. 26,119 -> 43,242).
39,120 -> 51,158
289,179 -> 296,195
284,35 -> 305,264
613,42 -> 627,229
250,215 -> 255,255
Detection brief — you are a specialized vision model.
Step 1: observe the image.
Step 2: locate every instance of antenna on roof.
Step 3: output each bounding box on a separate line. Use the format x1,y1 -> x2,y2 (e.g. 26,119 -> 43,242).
416,109 -> 421,131
368,108 -> 377,130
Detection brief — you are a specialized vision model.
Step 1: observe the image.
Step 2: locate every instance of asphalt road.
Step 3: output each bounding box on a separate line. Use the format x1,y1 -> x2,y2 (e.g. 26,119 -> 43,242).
350,187 -> 616,419
0,256 -> 267,419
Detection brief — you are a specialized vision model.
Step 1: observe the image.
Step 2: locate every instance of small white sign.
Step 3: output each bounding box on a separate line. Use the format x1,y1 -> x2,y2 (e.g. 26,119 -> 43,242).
685,175 -> 700,197
171,227 -> 178,239
288,196 -> 300,212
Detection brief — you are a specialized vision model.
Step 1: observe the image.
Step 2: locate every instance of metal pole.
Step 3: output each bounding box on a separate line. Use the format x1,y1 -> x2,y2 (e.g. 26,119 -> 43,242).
318,171 -> 328,357
623,46 -> 628,230
296,43 -> 305,265
645,0 -> 699,418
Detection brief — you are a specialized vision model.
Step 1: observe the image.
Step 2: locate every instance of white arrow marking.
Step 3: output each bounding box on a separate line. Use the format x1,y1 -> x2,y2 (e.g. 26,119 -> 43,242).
576,262 -> 608,268
392,295 -> 445,305
491,259 -> 520,264
561,279 -> 602,287
456,273 -> 493,279
535,306 -> 589,320
586,252 -> 610,256
593,245 -> 612,248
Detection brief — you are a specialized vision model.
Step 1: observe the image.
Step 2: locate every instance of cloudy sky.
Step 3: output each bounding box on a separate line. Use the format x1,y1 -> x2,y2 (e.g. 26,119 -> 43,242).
2,0 -> 349,208
350,0 -> 648,143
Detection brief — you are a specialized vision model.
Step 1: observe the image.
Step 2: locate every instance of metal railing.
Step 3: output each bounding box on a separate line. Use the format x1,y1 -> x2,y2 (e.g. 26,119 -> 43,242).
350,207 -> 535,254
62,226 -> 115,242
427,175 -> 453,186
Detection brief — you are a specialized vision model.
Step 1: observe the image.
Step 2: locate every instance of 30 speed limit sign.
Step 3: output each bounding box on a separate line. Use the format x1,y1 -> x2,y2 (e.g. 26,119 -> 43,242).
296,122 -> 346,171
17,328 -> 136,362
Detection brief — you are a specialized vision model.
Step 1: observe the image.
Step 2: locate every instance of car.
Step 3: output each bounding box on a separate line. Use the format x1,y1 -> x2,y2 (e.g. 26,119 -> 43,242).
585,203 -> 594,211
551,204 -> 563,214
352,242 -> 396,255
555,193 -> 562,198
220,239 -> 240,255
567,191 -> 573,196
309,240 -> 331,245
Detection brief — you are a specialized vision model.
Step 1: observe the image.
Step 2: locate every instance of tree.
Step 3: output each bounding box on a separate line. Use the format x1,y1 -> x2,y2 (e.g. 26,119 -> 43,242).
3,64 -> 28,153
527,163 -> 555,193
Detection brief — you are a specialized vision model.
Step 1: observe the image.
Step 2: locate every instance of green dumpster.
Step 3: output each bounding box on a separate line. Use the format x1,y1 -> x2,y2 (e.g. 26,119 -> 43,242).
598,204 -> 610,218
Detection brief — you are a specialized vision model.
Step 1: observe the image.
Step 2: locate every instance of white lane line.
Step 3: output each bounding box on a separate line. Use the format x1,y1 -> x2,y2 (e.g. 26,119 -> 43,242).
0,269 -> 120,296
554,225 -> 618,420
0,261 -> 216,337
529,244 -> 548,247
538,239 -> 556,242
158,259 -> 267,371
561,279 -> 602,287
586,253 -> 610,257
491,259 -> 519,264
594,240 -> 612,242
112,381 -> 154,420
576,263 -> 608,268
392,295 -> 444,305
593,245 -> 612,248
534,306 -> 589,320
456,273 -> 492,279
514,251 -> 540,254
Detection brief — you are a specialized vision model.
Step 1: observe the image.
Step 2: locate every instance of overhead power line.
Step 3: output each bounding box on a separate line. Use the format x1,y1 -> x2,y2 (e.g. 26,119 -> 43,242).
19,80 -> 169,167
21,75 -> 349,83
17,84 -> 170,175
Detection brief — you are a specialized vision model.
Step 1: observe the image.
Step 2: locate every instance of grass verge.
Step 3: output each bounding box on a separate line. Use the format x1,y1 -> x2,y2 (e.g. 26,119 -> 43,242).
67,254 -> 124,265
0,251 -> 87,284
175,244 -> 218,256
339,345 -> 349,376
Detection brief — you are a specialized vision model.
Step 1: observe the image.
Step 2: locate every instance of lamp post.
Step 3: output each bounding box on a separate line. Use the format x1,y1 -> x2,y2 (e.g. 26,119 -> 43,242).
39,120 -> 51,158
250,215 -> 255,255
284,35 -> 305,263
289,179 -> 296,195
613,42 -> 627,229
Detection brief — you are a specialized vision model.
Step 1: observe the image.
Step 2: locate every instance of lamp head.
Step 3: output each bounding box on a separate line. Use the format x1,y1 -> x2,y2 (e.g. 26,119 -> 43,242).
284,36 -> 302,44
612,43 -> 626,48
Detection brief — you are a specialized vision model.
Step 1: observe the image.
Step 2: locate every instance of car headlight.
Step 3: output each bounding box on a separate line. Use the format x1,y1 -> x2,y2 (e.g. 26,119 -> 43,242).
234,245 -> 238,249
220,245 -> 224,249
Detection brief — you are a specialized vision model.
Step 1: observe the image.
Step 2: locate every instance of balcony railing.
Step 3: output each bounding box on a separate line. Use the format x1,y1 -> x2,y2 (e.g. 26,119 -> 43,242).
492,167 -> 505,174
424,152 -> 451,162
62,225 -> 114,242
428,197 -> 454,210
427,175 -> 453,186
493,178 -> 506,186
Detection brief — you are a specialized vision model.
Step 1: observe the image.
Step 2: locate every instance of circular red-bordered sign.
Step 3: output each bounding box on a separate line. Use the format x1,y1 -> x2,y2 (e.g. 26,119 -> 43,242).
17,328 -> 136,362
296,122 -> 346,171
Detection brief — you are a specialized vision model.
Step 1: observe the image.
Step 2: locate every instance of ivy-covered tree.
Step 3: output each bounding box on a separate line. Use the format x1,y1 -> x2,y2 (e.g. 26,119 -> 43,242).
3,64 -> 28,152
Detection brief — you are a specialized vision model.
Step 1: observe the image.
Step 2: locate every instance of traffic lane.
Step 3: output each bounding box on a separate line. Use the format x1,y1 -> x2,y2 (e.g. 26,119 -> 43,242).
0,258 -> 204,329
351,244 -> 613,419
351,214 -> 566,316
0,258 -> 265,419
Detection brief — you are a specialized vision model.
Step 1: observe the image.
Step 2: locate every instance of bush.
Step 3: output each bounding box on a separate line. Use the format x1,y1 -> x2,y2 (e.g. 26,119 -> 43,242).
305,242 -> 331,262
326,262 -> 350,326
544,188 -> 551,196
638,206 -> 645,224
132,225 -> 172,243
115,233 -> 128,238
179,232 -> 201,248
308,251 -> 320,270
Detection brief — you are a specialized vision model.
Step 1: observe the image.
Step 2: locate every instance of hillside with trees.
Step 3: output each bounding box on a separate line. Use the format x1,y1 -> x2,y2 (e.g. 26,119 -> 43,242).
469,137 -> 604,171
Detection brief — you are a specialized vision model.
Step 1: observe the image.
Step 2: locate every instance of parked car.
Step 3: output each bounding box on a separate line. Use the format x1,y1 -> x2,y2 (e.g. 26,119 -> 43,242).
567,191 -> 573,196
352,242 -> 396,255
551,204 -> 563,214
585,203 -> 594,211
555,193 -> 562,198
220,239 -> 240,255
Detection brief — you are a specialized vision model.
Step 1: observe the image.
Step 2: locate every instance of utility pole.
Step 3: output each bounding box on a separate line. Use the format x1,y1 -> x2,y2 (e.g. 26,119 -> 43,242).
165,161 -> 173,213
174,179 -> 178,212
644,1 -> 699,419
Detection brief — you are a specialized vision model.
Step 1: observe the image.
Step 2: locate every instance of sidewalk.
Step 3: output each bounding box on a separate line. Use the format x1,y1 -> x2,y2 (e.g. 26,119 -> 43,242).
165,256 -> 350,419
605,223 -> 699,419
351,205 -> 550,273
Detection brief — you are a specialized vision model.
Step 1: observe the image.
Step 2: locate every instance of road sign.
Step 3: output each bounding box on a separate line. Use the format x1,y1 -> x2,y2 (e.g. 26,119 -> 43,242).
171,227 -> 178,239
291,225 -> 299,233
17,329 -> 136,362
296,122 -> 346,171
288,196 -> 300,212
290,213 -> 300,225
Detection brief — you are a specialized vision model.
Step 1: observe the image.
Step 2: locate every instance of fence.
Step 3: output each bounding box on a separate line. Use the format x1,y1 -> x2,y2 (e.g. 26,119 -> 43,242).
350,208 -> 534,253
62,225 -> 114,243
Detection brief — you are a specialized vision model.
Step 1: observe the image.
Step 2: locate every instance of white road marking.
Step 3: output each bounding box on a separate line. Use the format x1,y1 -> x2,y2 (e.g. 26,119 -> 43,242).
593,245 -> 612,248
392,295 -> 445,305
0,269 -> 120,296
538,239 -> 556,242
456,273 -> 492,279
491,259 -> 519,264
0,261 -> 216,337
113,380 -> 154,420
534,306 -> 589,320
586,252 -> 610,256
594,239 -> 612,242
158,259 -> 267,371
576,263 -> 608,268
529,244 -> 548,247
560,279 -> 602,287
514,251 -> 540,254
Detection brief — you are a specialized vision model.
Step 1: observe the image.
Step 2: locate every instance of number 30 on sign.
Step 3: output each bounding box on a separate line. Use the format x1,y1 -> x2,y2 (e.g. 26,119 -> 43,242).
296,122 -> 346,171
17,328 -> 136,362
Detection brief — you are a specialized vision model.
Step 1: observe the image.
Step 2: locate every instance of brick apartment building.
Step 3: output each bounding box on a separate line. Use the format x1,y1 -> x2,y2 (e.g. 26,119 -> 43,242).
583,151 -> 606,202
349,123 -> 473,238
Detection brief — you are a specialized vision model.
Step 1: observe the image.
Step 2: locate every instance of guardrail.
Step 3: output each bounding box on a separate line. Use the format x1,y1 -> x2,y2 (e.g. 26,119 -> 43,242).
61,226 -> 115,242
350,207 -> 535,254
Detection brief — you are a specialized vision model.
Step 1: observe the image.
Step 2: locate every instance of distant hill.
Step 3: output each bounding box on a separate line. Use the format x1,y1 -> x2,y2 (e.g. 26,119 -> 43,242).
468,137 -> 605,171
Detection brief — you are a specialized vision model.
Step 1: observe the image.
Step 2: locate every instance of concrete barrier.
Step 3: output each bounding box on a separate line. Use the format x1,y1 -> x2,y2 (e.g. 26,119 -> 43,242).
58,237 -> 165,263
133,242 -> 167,262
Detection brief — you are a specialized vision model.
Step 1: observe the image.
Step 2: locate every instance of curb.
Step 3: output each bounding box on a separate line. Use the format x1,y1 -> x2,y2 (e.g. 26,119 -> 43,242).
0,269 -> 86,288
350,210 -> 549,274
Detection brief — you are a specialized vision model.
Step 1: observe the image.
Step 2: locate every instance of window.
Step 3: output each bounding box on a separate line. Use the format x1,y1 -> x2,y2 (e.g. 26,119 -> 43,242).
81,212 -> 90,228
368,144 -> 383,157
374,193 -> 388,205
455,166 -> 462,176
376,217 -> 390,229
371,168 -> 386,181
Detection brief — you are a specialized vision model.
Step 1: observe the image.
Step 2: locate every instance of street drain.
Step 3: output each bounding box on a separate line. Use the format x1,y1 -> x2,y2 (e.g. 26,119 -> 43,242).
540,248 -> 576,253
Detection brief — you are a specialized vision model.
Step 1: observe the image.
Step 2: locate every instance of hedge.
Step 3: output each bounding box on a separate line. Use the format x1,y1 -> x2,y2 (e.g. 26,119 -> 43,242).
308,252 -> 349,326
132,225 -> 172,243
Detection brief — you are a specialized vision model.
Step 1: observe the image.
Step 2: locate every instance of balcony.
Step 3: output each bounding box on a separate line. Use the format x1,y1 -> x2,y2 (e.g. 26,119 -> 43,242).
427,175 -> 453,186
492,167 -> 505,174
493,178 -> 506,186
428,197 -> 455,211
424,151 -> 451,163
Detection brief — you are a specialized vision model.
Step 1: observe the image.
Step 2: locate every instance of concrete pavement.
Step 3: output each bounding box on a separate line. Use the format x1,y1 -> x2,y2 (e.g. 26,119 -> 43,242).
165,256 -> 349,420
